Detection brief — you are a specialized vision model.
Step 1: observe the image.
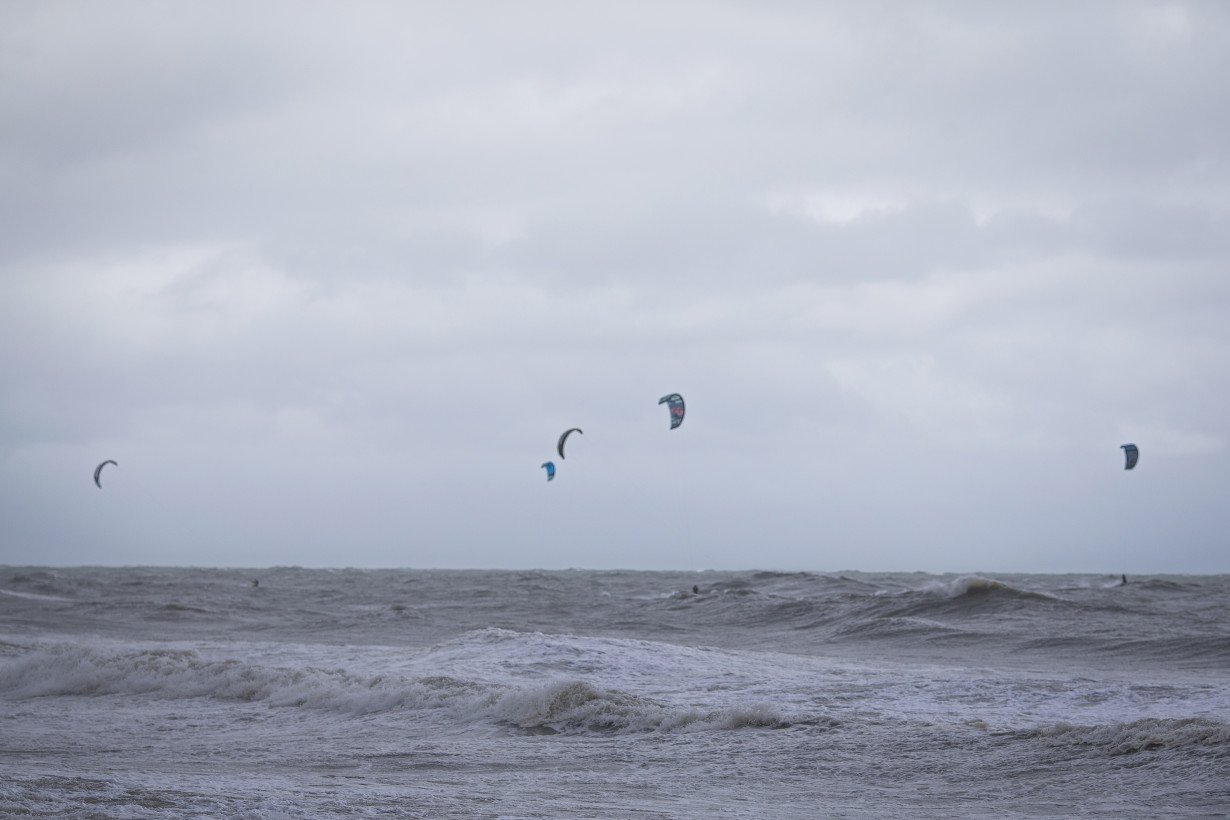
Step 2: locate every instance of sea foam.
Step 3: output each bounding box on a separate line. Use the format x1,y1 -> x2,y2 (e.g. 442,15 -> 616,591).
1025,717 -> 1230,755
0,641 -> 793,735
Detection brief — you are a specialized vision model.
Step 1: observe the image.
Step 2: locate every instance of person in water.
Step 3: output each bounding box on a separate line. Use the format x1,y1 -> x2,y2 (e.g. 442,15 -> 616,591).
692,585 -> 699,595
1121,574 -> 1127,586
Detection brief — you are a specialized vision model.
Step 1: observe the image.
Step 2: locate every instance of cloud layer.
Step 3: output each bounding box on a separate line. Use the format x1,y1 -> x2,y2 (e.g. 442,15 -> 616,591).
2,1 -> 1228,571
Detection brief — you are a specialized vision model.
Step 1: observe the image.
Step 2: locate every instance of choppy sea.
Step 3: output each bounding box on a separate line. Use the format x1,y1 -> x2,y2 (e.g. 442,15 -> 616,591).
1,567 -> 1227,818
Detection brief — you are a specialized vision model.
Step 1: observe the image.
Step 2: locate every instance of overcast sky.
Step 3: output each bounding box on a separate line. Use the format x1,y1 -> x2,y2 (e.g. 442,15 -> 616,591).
2,1 -> 1227,573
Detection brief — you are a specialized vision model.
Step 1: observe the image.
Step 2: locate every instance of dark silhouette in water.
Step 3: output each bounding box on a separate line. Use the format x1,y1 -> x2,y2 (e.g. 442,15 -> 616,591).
692,585 -> 699,595
1121,574 -> 1128,586
252,579 -> 260,588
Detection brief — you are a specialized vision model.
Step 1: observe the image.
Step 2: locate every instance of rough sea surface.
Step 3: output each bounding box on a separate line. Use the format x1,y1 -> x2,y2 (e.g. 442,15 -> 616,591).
1,567 -> 1228,818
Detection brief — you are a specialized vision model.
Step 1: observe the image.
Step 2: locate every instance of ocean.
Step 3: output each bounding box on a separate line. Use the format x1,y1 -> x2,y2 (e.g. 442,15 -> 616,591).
1,567 -> 1227,818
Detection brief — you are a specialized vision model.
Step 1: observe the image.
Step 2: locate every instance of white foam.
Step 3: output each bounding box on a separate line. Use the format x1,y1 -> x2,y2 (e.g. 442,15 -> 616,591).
0,588 -> 72,603
915,575 -> 1056,600
0,641 -> 799,735
1027,717 -> 1230,754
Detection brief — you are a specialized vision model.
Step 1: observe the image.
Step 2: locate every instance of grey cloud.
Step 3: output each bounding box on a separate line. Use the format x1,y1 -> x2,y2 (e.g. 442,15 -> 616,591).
2,2 -> 1228,571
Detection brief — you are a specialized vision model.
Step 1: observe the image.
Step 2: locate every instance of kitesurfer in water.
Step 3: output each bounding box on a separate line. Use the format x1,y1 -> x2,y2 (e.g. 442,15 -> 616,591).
1121,574 -> 1127,586
692,585 -> 699,595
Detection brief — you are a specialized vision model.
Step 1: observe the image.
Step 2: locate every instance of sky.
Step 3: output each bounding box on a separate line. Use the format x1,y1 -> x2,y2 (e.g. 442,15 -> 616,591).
2,1 -> 1228,573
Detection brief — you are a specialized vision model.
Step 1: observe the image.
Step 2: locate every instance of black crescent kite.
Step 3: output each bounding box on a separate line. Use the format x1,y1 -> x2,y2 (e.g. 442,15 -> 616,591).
93,460 -> 118,488
557,428 -> 583,459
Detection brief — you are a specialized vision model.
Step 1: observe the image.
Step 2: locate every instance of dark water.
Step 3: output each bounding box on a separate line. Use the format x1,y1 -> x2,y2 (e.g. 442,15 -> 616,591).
2,567 -> 1228,817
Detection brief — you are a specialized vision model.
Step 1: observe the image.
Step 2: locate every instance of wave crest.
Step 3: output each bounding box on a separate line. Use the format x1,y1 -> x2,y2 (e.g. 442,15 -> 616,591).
0,642 -> 793,736
926,576 -> 1047,600
1024,718 -> 1230,755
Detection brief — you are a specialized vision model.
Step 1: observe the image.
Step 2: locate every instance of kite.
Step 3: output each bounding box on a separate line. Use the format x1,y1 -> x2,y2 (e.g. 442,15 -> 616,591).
557,428 -> 583,459
93,460 -> 118,488
658,394 -> 685,429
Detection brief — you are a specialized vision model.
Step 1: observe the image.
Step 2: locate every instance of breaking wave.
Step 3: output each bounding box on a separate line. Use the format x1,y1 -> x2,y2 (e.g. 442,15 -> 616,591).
0,588 -> 72,603
921,575 -> 1057,602
876,576 -> 1065,621
1022,717 -> 1230,755
486,679 -> 788,735
0,641 -> 792,736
